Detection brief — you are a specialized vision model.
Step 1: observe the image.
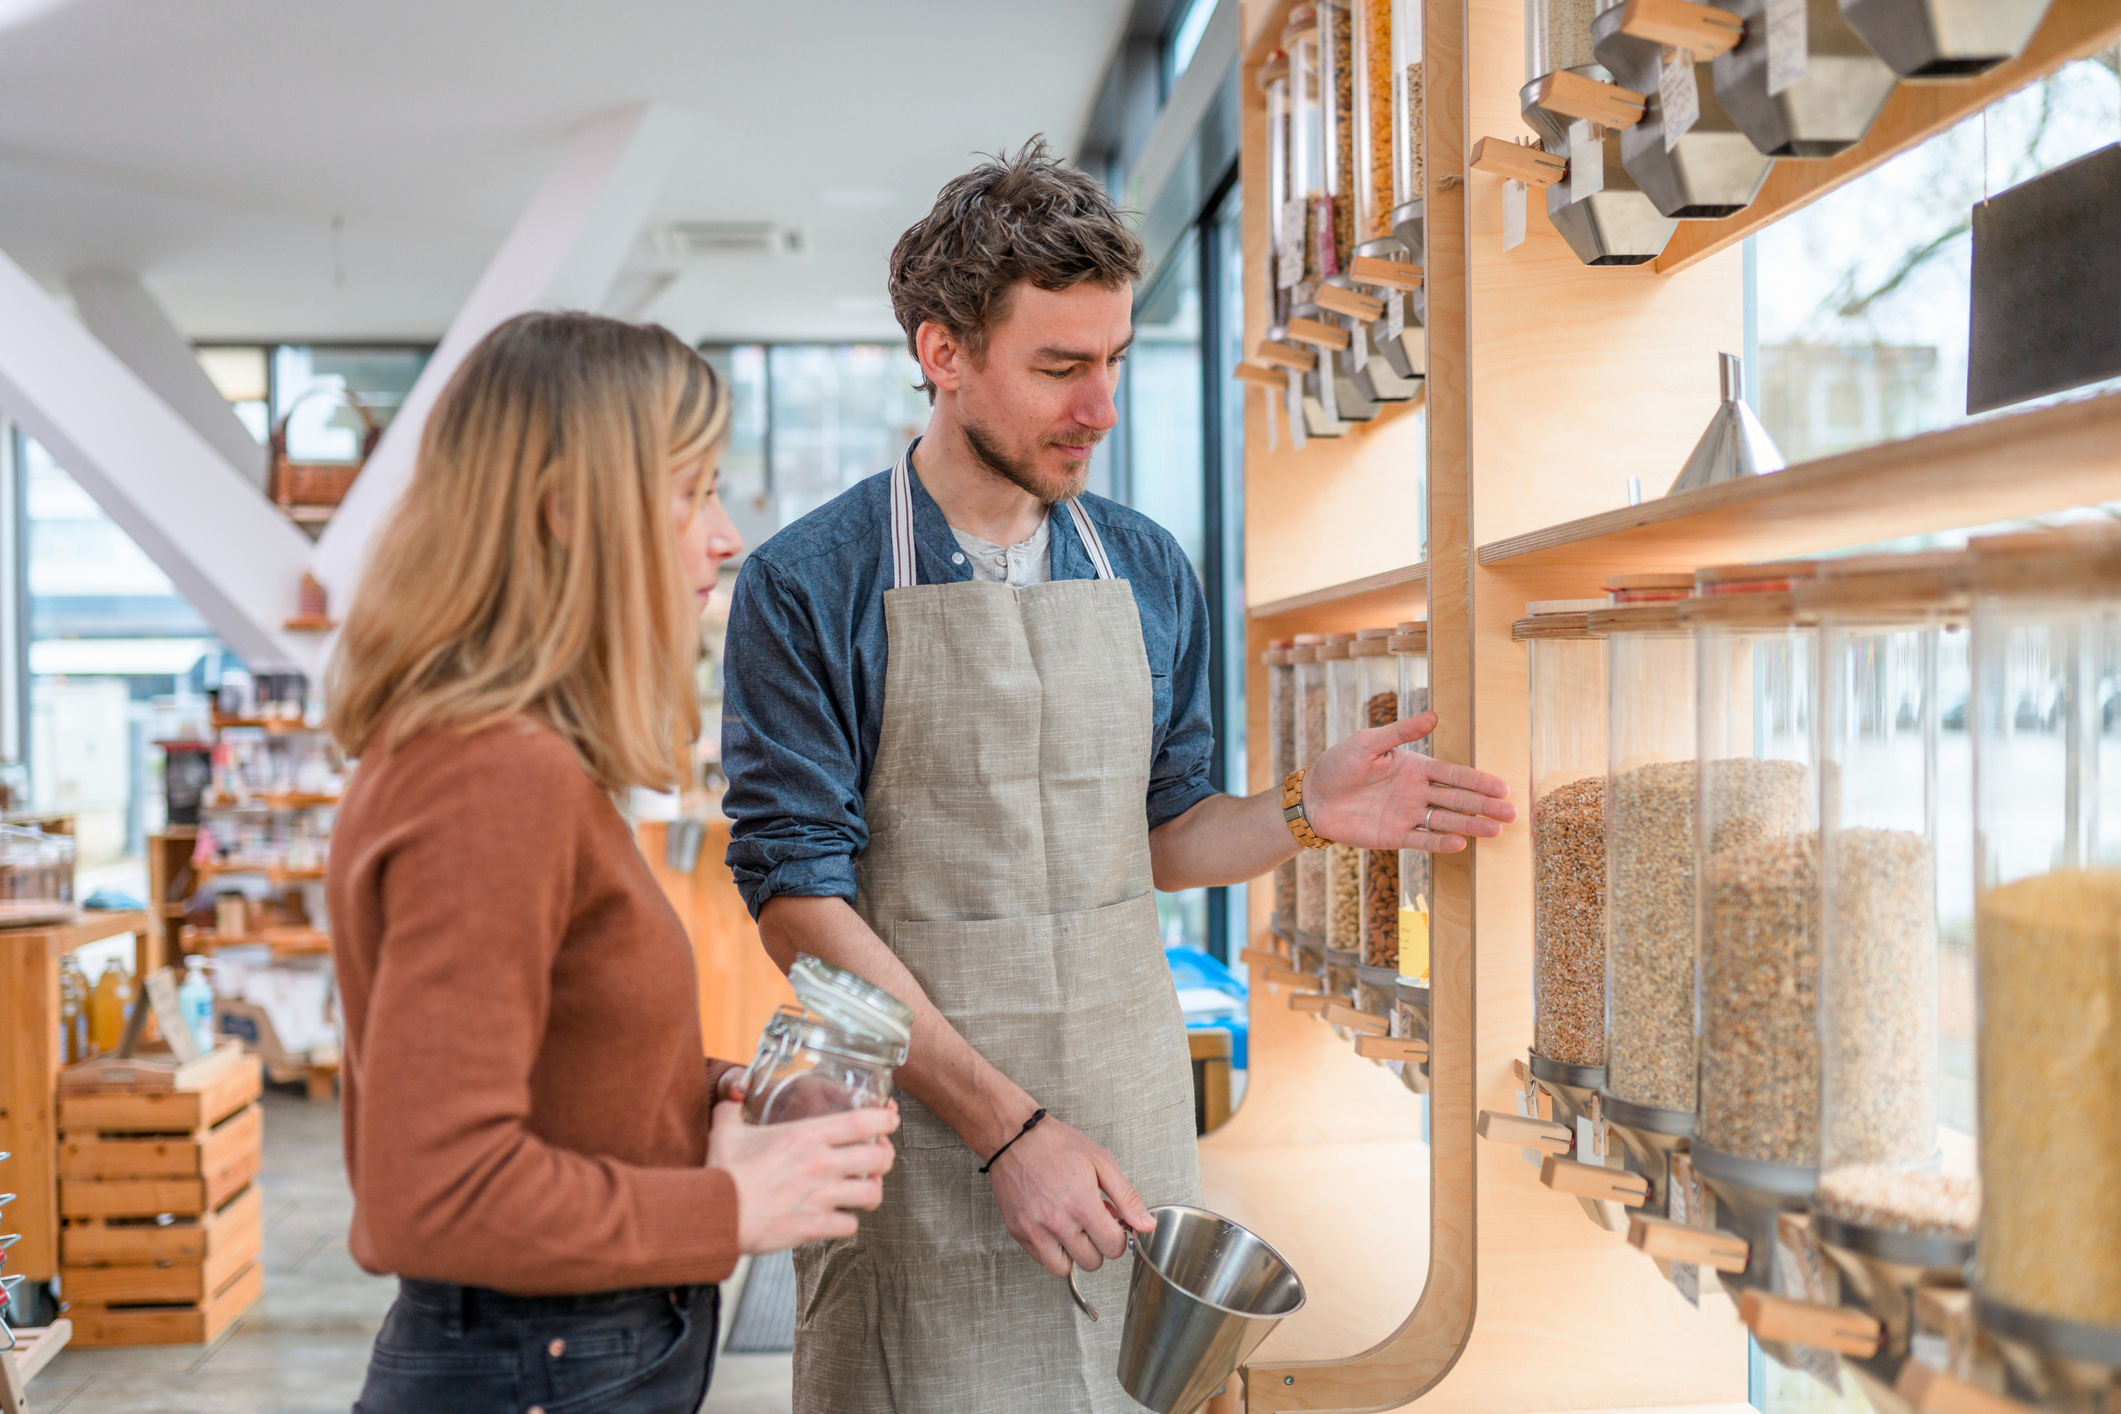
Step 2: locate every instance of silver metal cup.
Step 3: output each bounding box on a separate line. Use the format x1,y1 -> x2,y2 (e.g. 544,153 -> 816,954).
1068,1204 -> 1307,1414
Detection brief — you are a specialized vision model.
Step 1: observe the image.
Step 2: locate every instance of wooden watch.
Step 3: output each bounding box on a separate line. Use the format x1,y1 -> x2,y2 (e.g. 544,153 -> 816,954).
1282,769 -> 1331,849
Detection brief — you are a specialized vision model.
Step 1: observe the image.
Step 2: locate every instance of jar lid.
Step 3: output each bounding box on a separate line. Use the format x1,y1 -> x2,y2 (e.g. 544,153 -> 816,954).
1966,524 -> 2121,593
1586,601 -> 1686,633
1262,646 -> 1290,666
789,954 -> 914,1051
1388,627 -> 1427,652
1675,588 -> 1812,628
1316,640 -> 1353,659
1526,598 -> 1607,614
1605,571 -> 1692,596
1293,631 -> 1328,645
1271,636 -> 1297,648
1257,50 -> 1289,87
1695,559 -> 1819,594
1795,549 -> 1970,619
1356,626 -> 1395,640
1286,644 -> 1318,662
1322,631 -> 1358,643
1349,637 -> 1392,657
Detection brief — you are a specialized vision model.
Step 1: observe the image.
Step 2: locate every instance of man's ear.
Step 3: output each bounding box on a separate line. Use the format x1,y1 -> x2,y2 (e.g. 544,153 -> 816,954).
916,320 -> 966,395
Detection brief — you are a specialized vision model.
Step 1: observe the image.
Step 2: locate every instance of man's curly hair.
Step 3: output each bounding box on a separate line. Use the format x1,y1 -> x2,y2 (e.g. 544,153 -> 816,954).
888,137 -> 1143,399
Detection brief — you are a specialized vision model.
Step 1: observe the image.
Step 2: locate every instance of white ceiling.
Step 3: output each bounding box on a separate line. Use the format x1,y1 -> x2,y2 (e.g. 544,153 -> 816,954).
0,0 -> 1133,346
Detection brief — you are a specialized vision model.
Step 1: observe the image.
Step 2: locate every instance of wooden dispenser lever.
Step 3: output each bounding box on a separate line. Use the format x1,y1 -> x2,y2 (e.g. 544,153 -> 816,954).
1530,70 -> 1647,128
1349,255 -> 1423,289
1314,284 -> 1386,322
1256,340 -> 1318,372
1237,946 -> 1287,967
1540,1155 -> 1650,1206
1626,1213 -> 1749,1273
1895,1359 -> 2036,1414
1233,363 -> 1287,390
1289,992 -> 1331,1015
1354,1035 -> 1427,1063
1475,1110 -> 1572,1154
1738,1289 -> 1882,1359
1319,999 -> 1390,1035
1617,0 -> 1744,57
1470,138 -> 1567,188
1286,316 -> 1353,351
1261,967 -> 1320,991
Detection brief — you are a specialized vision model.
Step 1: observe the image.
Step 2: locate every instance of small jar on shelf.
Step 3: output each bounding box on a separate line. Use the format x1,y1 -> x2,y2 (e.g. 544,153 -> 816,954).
1392,620 -> 1431,1095
1964,528 -> 2121,1373
1321,633 -> 1365,1000
1264,640 -> 1298,952
1794,554 -> 1979,1288
1351,627 -> 1400,1019
1517,599 -> 1608,1093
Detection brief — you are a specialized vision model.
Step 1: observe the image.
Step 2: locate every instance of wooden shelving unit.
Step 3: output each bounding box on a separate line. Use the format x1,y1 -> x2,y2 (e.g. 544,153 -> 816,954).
1219,0 -> 2121,1410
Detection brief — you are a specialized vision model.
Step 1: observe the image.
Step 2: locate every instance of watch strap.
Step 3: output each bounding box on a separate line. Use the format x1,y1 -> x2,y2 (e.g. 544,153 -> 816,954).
1282,769 -> 1330,849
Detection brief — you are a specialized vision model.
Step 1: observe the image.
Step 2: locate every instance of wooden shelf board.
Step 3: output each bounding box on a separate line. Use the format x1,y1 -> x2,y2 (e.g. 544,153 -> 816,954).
1250,561 -> 1428,620
1477,391 -> 2121,571
1655,1 -> 2121,275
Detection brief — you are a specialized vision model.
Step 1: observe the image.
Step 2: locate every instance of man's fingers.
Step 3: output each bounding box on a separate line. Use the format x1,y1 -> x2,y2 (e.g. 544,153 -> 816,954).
1395,710 -> 1438,743
1092,1158 -> 1154,1233
1424,757 -> 1511,797
1427,785 -> 1516,819
1416,808 -> 1505,840
1057,1224 -> 1106,1274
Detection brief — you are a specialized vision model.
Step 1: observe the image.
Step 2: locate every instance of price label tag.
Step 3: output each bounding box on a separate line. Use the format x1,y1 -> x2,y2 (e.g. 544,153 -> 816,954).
1387,289 -> 1406,341
1317,356 -> 1340,423
1568,121 -> 1604,202
1660,48 -> 1700,151
1503,178 -> 1527,250
1766,0 -> 1807,96
1574,1114 -> 1606,1163
1349,316 -> 1368,372
1667,1155 -> 1701,1306
1512,1088 -> 1543,1166
1284,369 -> 1307,449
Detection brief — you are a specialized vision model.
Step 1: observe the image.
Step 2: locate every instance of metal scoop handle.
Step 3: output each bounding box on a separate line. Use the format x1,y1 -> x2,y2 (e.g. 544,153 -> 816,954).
1065,1198 -> 1142,1321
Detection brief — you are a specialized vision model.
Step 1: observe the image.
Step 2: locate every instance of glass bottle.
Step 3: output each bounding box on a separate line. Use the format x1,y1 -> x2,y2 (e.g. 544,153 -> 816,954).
741,954 -> 914,1125
1967,529 -> 2121,1343
1520,599 -> 1608,1077
1684,565 -> 1820,1176
88,959 -> 133,1057
59,955 -> 90,1064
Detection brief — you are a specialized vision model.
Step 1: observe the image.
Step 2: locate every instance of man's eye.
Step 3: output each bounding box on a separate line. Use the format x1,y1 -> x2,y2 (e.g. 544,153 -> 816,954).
1040,367 -> 1072,379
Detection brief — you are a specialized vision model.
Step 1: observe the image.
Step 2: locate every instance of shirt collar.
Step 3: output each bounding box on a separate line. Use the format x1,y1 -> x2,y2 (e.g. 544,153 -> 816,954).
902,439 -> 1100,585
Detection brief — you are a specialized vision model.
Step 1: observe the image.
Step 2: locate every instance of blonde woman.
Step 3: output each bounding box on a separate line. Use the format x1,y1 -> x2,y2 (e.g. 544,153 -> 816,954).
327,312 -> 897,1414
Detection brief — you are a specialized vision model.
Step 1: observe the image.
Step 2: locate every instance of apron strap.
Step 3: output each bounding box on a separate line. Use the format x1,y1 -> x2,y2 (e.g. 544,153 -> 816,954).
889,444 -> 1117,587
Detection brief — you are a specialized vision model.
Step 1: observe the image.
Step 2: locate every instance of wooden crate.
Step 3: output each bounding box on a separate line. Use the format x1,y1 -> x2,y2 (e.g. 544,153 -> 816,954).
58,1046 -> 260,1135
59,1138 -> 258,1220
62,1184 -> 263,1306
61,1100 -> 261,1181
65,1258 -> 263,1348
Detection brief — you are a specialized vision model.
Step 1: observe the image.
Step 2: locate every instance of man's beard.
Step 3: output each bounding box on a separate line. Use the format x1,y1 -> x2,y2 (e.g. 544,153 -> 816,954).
963,420 -> 1099,506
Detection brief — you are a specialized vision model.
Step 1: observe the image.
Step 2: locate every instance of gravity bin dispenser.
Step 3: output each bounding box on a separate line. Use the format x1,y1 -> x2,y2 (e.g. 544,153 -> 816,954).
1590,3 -> 1774,219
1521,0 -> 1675,265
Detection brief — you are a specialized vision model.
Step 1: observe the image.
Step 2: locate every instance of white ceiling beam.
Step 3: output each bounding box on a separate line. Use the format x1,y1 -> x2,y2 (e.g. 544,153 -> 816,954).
310,102 -> 700,609
0,247 -> 316,674
68,271 -> 271,491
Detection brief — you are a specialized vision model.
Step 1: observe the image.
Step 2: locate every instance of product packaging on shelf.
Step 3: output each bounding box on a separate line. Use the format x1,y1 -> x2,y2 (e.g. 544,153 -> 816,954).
1964,529 -> 2121,1376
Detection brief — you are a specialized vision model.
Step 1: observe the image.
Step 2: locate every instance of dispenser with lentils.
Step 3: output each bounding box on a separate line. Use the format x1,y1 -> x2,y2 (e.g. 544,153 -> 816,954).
1393,621 -> 1431,1092
1322,632 -> 1368,999
1264,640 -> 1298,949
1966,529 -> 2121,1363
1352,627 -> 1401,1018
1291,634 -> 1332,972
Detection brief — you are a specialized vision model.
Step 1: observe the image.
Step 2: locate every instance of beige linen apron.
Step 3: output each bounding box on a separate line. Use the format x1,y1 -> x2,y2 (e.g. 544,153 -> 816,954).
791,453 -> 1203,1413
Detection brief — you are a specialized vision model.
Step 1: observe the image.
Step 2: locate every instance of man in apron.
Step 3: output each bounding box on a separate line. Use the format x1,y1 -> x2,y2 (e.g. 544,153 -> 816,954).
721,139 -> 1516,1413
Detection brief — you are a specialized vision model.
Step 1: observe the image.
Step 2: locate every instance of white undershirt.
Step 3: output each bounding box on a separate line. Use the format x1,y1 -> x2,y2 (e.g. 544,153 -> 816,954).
949,512 -> 1053,588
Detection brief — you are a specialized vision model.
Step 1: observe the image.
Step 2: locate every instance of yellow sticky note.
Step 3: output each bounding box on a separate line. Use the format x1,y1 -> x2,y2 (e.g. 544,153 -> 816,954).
1398,898 -> 1430,982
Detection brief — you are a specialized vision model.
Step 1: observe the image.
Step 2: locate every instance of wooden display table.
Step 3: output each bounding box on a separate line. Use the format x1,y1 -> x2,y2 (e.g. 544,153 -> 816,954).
0,910 -> 153,1282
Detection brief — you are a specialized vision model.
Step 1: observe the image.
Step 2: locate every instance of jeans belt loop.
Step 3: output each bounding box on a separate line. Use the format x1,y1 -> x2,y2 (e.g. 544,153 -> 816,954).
447,1283 -> 466,1340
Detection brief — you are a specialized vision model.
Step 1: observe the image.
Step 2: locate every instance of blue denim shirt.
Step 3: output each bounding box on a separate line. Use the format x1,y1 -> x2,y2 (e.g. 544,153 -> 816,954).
720,451 -> 1218,918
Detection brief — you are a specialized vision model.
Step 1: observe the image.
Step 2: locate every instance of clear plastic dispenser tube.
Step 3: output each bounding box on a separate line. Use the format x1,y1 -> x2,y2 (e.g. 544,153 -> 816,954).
1590,575 -> 1697,1121
1264,641 -> 1298,943
1967,530 -> 2121,1354
1285,6 -> 1325,290
1321,633 -> 1365,997
1392,622 -> 1431,985
1519,599 -> 1609,1075
1388,0 -> 1423,213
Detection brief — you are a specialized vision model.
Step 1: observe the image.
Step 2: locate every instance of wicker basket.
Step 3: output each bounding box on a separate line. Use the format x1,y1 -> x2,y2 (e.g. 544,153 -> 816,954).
269,387 -> 380,509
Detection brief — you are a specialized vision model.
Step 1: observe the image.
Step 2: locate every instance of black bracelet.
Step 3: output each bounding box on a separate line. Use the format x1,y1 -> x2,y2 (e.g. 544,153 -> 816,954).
978,1108 -> 1048,1174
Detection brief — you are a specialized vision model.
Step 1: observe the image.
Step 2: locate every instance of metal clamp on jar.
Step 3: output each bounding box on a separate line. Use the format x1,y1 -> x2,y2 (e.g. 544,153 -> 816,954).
739,954 -> 914,1125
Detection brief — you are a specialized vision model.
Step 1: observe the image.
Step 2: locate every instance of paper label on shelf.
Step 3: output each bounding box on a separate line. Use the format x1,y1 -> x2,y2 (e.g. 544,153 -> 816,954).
1667,1155 -> 1701,1306
1386,289 -> 1406,340
1771,1225 -> 1844,1391
1318,358 -> 1340,422
1568,121 -> 1604,202
1284,370 -> 1307,450
1349,316 -> 1368,372
1503,179 -> 1527,250
1909,1332 -> 1950,1371
1574,1114 -> 1607,1163
1512,1089 -> 1543,1167
1660,49 -> 1701,151
1765,0 -> 1807,96
1278,200 -> 1306,289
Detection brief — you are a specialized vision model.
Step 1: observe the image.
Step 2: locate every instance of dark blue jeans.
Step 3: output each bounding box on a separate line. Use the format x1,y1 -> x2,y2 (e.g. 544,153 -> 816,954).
354,1279 -> 720,1414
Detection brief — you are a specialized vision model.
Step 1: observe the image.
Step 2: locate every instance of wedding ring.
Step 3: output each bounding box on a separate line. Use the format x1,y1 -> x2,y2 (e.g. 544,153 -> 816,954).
1423,806 -> 1438,833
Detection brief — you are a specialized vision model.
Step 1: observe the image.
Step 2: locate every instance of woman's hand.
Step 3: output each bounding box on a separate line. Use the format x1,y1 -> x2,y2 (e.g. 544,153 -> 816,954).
1303,710 -> 1516,853
708,1100 -> 899,1254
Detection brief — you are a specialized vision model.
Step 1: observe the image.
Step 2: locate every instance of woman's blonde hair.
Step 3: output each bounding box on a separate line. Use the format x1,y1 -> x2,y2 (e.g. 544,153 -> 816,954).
328,312 -> 730,792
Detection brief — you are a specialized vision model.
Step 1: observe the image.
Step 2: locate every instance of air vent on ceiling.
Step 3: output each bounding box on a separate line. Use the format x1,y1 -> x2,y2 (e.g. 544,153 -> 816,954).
649,221 -> 804,260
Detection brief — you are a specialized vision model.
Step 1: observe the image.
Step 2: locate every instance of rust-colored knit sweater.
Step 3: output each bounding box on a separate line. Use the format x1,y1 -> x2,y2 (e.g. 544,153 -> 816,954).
329,718 -> 742,1295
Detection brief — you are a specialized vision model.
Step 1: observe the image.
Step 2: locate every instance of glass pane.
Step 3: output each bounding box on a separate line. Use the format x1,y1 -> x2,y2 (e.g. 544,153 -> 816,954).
1756,57 -> 2121,464
1127,230 -> 1206,572
767,345 -> 928,525
271,345 -> 431,463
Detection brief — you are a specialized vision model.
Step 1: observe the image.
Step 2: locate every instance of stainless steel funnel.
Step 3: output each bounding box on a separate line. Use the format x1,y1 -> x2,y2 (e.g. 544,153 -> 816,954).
1592,8 -> 1776,219
1521,71 -> 1678,266
1840,0 -> 2053,78
1069,1205 -> 1307,1414
1711,0 -> 1897,158
1668,352 -> 1786,494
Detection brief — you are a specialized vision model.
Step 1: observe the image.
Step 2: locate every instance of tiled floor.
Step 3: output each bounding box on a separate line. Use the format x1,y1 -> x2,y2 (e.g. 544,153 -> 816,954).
35,1088 -> 796,1414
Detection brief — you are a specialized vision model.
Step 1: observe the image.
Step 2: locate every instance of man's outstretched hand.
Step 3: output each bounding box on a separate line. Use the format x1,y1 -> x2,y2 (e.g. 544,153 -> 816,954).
1303,710 -> 1516,853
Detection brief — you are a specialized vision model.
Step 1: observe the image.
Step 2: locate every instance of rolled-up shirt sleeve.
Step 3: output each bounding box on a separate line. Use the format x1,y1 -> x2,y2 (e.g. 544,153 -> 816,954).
1145,546 -> 1219,830
720,556 -> 867,916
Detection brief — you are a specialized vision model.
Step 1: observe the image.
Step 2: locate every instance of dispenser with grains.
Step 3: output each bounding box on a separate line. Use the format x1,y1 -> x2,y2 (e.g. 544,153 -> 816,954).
1591,574 -> 1698,1217
1322,634 -> 1370,1003
1290,636 -> 1335,975
1795,554 -> 1979,1405
1683,563 -> 1822,1298
1348,0 -> 1425,395
1964,528 -> 2121,1401
1709,0 -> 1896,159
1393,622 -> 1433,1093
1261,50 -> 1295,336
1518,600 -> 1610,1125
1353,629 -> 1404,1023
1523,0 -> 1677,266
1265,642 -> 1299,953
1590,3 -> 1774,220
1387,0 -> 1425,258
1286,6 -> 1326,300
